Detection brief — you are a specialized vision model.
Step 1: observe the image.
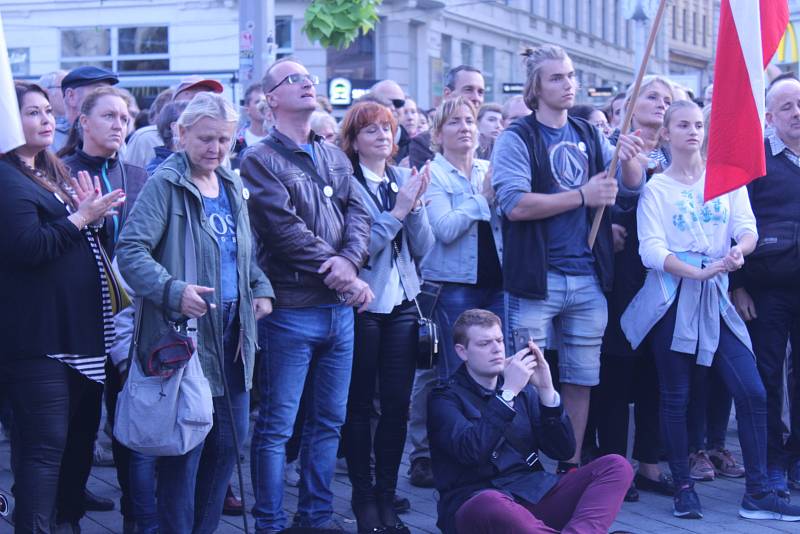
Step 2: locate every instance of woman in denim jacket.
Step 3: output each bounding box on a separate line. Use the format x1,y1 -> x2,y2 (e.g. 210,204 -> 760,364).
422,96 -> 504,381
339,101 -> 434,534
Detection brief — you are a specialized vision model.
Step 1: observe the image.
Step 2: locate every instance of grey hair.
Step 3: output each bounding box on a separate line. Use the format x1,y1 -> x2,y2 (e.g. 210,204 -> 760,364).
37,70 -> 67,92
176,92 -> 238,130
444,65 -> 482,91
521,45 -> 568,111
310,111 -> 337,134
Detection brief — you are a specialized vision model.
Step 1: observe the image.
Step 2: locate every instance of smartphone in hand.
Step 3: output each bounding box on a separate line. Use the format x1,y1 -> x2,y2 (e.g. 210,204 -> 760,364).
511,327 -> 533,355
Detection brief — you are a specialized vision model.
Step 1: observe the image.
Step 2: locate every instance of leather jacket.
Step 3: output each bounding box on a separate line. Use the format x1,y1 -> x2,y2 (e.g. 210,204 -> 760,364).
240,128 -> 372,307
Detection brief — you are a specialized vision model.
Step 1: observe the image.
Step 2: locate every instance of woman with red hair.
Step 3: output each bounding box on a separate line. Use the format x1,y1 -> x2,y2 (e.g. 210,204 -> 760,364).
339,101 -> 434,534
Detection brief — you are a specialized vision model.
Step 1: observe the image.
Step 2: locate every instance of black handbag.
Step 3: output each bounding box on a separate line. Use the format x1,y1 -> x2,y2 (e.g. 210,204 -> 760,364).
392,242 -> 440,369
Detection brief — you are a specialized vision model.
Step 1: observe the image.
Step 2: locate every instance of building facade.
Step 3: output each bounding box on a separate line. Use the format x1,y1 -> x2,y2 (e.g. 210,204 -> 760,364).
3,0 -> 714,109
666,0 -> 714,96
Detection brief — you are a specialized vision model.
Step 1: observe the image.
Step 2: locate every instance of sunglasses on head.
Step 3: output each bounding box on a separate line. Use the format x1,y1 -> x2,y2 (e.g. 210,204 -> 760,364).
267,73 -> 320,93
390,98 -> 406,109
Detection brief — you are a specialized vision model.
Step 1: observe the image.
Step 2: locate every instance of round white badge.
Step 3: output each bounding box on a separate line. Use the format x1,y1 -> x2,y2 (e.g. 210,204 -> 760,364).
390,182 -> 399,193
323,185 -> 334,198
242,187 -> 250,200
578,142 -> 587,153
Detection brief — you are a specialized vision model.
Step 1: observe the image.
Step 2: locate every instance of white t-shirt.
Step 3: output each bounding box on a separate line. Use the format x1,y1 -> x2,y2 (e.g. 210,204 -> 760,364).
244,127 -> 266,147
637,172 -> 757,271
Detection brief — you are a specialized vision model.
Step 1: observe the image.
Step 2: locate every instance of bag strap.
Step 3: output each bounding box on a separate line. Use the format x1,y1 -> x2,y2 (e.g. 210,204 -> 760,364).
451,379 -> 540,468
390,241 -> 426,320
264,137 -> 330,194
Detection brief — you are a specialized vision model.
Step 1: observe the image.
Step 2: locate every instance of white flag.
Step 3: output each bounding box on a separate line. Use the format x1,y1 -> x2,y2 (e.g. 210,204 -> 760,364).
0,12 -> 24,154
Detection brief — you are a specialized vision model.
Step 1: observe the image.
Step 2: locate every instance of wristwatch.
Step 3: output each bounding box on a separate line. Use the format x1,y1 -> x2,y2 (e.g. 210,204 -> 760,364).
500,389 -> 516,403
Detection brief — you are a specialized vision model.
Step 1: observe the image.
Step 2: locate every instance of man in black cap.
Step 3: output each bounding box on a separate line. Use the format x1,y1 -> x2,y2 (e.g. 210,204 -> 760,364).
53,66 -> 119,151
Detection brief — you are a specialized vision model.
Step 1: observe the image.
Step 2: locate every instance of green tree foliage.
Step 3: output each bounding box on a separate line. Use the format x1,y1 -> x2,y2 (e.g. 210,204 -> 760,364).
302,0 -> 382,49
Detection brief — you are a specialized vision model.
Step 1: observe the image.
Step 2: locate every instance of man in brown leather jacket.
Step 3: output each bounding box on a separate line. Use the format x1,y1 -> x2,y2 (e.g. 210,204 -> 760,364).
241,58 -> 373,533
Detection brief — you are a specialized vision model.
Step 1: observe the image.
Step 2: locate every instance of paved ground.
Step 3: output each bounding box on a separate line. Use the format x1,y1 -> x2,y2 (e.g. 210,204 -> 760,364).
2,412 -> 799,533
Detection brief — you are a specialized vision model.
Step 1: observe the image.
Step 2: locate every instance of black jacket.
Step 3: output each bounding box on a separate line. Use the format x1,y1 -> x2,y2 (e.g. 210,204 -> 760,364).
428,365 -> 575,534
0,159 -> 104,358
62,149 -> 148,257
501,115 -> 615,299
408,130 -> 435,170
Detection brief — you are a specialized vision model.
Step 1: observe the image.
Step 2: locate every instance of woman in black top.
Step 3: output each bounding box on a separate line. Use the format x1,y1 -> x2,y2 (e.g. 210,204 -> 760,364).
60,86 -> 148,257
0,82 -> 123,533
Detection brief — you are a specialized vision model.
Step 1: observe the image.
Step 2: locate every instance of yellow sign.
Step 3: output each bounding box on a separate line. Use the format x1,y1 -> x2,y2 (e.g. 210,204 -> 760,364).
776,22 -> 798,63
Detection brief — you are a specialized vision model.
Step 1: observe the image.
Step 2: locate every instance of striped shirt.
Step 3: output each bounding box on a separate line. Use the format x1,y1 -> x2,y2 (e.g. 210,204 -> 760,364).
47,227 -> 113,383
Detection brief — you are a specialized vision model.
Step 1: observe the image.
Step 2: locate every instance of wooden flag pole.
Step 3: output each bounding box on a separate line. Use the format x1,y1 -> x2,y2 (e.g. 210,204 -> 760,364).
587,0 -> 669,249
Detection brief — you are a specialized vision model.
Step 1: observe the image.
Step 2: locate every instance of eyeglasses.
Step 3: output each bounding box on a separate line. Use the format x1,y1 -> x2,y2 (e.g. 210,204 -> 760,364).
390,98 -> 406,109
267,73 -> 320,93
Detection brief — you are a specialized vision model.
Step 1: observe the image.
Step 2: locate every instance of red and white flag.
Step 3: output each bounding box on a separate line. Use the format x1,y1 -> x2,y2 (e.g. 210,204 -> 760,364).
705,0 -> 789,200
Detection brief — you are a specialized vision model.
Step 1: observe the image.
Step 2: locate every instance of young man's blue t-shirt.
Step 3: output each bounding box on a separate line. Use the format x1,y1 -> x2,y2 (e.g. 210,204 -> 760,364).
538,122 -> 595,276
202,177 -> 239,302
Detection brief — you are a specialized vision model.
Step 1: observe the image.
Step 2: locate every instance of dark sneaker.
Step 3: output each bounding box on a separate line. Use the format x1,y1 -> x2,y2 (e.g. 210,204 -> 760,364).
624,484 -> 640,502
739,491 -> 800,521
408,457 -> 434,488
673,486 -> 703,519
768,467 -> 791,500
789,458 -> 800,491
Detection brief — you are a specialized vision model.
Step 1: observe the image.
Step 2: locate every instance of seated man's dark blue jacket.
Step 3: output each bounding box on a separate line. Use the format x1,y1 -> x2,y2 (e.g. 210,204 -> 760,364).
428,365 -> 576,534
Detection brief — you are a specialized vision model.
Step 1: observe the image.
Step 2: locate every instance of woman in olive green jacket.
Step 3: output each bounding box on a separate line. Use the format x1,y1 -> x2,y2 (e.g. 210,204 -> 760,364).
116,92 -> 273,533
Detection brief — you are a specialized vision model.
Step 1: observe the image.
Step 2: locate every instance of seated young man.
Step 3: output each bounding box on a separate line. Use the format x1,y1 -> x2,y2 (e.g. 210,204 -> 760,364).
428,309 -> 633,534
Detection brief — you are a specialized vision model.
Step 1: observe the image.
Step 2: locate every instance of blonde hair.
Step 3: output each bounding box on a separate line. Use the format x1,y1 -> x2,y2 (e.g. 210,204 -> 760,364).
431,96 -> 477,153
624,75 -> 674,110
521,45 -> 568,111
177,92 -> 238,130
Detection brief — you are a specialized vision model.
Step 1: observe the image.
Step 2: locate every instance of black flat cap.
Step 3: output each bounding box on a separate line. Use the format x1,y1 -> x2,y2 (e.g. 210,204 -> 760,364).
62,66 -> 119,92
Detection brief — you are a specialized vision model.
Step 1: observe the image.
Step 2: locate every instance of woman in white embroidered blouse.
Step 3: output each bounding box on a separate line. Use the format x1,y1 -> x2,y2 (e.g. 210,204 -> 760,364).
632,100 -> 800,522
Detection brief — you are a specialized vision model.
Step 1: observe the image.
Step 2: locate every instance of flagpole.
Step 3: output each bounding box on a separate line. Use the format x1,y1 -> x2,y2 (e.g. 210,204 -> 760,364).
587,0 -> 668,249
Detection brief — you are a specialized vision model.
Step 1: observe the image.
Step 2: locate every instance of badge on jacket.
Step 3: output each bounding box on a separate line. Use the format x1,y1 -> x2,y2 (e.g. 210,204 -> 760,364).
323,185 -> 334,197
242,187 -> 250,200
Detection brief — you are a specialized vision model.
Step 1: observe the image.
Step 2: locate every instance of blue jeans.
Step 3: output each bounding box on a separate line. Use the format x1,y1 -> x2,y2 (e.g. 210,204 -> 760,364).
251,304 -> 354,532
507,271 -> 607,386
649,301 -> 769,495
129,451 -> 158,533
688,371 -> 732,452
435,283 -> 505,380
132,301 -> 249,534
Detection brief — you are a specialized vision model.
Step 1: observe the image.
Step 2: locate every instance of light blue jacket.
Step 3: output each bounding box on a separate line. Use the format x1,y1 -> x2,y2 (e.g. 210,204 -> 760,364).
421,153 -> 503,284
355,166 -> 435,313
621,252 -> 752,366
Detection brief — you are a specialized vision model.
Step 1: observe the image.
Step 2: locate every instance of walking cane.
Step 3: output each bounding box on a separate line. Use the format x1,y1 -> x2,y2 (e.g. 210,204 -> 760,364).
588,0 -> 669,249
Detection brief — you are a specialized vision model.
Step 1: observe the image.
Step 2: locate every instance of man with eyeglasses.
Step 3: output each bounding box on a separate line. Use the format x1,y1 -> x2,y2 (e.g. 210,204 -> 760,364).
241,57 -> 373,533
369,79 -> 413,162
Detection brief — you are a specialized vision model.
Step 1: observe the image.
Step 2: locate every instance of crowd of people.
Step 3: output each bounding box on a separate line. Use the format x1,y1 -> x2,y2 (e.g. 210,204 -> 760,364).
2,41 -> 800,534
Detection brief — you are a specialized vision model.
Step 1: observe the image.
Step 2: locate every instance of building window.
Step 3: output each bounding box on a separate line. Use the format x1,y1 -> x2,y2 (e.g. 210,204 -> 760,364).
672,5 -> 677,39
575,0 -> 581,31
561,0 -> 567,25
692,12 -> 698,45
461,40 -> 473,66
546,0 -> 553,19
275,16 -> 293,59
614,0 -> 620,45
9,47 -> 29,76
625,19 -> 631,49
682,9 -> 687,42
326,31 -> 376,80
61,26 -> 169,72
702,14 -> 708,47
483,45 -> 495,102
441,34 -> 452,75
